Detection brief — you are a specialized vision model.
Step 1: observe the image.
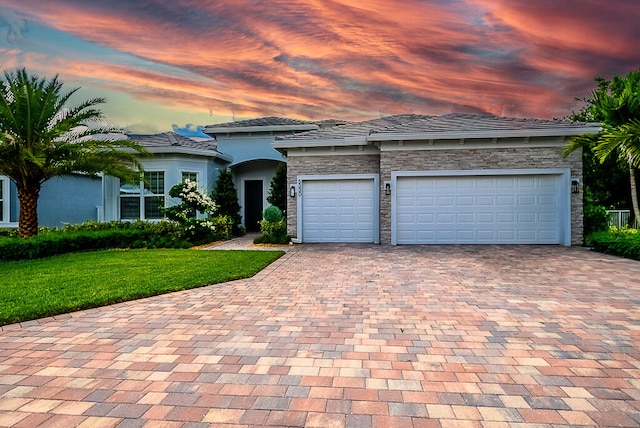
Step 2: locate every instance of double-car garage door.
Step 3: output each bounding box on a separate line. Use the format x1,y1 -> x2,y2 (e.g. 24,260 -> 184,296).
298,172 -> 567,245
395,173 -> 565,244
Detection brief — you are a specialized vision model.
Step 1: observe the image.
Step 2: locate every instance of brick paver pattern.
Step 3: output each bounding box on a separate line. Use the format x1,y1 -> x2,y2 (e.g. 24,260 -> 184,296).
1,244 -> 639,427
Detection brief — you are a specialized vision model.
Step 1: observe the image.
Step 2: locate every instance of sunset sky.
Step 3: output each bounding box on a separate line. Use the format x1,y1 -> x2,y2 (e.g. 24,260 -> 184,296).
1,0 -> 638,135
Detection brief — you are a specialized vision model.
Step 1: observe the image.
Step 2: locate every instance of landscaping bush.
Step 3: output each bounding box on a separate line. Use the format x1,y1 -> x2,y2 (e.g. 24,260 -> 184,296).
267,162 -> 287,213
254,205 -> 289,244
0,226 -> 192,261
0,229 -> 18,238
587,228 -> 640,261
212,169 -> 243,236
163,180 -> 233,245
584,204 -> 611,236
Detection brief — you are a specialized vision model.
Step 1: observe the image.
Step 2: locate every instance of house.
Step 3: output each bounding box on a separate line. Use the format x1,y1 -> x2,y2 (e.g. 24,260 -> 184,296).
0,132 -> 231,228
273,113 -> 600,245
201,117 -> 348,231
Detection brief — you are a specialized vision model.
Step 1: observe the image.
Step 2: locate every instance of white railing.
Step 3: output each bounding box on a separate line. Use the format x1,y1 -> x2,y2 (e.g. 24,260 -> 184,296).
607,209 -> 638,228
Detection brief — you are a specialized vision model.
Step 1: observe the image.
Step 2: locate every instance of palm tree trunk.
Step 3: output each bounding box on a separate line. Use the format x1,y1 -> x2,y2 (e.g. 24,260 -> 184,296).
630,165 -> 640,228
17,185 -> 40,238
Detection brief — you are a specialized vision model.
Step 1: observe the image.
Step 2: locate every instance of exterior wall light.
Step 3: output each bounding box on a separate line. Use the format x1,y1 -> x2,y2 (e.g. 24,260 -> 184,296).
571,178 -> 580,194
384,181 -> 391,196
290,184 -> 296,197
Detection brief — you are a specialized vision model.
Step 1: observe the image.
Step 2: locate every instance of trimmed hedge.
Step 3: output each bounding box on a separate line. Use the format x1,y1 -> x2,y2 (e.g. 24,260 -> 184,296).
587,228 -> 640,261
0,221 -> 195,262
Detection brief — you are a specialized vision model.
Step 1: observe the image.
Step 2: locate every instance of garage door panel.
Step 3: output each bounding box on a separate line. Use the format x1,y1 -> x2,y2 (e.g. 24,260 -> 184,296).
302,179 -> 375,243
456,213 -> 474,223
396,174 -> 562,244
518,212 -> 535,223
477,196 -> 495,206
497,212 -> 515,223
457,230 -> 474,240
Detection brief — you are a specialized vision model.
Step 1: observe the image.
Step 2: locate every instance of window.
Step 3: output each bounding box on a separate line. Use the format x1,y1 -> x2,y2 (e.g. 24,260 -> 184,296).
120,171 -> 165,220
0,178 -> 6,223
181,172 -> 200,218
182,172 -> 198,183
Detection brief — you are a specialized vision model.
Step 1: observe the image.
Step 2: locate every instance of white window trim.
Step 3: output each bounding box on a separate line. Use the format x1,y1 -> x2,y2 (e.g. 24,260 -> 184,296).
180,170 -> 200,184
119,170 -> 167,221
0,176 -> 10,225
178,170 -> 207,218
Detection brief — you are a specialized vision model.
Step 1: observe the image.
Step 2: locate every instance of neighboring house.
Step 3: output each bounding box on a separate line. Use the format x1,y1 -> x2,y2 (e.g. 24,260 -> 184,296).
0,132 -> 231,228
273,113 -> 600,246
202,117 -> 347,231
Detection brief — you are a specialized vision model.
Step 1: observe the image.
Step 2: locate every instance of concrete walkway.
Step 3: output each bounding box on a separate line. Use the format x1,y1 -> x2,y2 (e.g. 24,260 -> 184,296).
1,244 -> 639,427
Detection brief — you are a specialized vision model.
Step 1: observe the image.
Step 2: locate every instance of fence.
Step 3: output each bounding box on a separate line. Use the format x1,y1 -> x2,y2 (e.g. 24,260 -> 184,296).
607,209 -> 639,228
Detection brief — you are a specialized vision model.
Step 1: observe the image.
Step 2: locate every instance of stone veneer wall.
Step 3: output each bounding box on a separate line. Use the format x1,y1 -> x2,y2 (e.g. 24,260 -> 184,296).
286,154 -> 380,238
379,146 -> 583,245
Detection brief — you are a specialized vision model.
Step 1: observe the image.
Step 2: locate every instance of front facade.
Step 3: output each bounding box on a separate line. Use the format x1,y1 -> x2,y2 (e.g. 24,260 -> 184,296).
275,114 -> 600,246
1,132 -> 231,229
202,117 -> 347,231
102,132 -> 231,223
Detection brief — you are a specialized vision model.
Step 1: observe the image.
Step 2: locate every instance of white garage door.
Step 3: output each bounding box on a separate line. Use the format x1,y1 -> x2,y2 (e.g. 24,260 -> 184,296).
396,174 -> 563,244
302,179 -> 375,243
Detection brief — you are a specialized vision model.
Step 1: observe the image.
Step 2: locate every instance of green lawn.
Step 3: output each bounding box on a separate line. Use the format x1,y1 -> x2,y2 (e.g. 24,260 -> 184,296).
0,248 -> 284,326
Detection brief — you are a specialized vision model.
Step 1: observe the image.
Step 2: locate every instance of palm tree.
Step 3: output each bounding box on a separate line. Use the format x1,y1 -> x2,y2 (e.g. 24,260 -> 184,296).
565,70 -> 640,225
0,67 -> 147,238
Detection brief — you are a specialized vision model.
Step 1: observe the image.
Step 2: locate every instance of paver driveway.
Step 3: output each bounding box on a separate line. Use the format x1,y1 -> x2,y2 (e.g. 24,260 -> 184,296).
1,244 -> 639,427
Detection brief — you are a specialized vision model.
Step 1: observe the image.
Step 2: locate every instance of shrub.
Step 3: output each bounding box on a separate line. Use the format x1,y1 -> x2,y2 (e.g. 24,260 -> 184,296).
162,180 -> 232,245
0,226 -> 192,262
584,204 -> 611,236
255,205 -> 289,244
267,163 -> 287,213
262,205 -> 283,222
212,169 -> 243,235
587,228 -> 640,261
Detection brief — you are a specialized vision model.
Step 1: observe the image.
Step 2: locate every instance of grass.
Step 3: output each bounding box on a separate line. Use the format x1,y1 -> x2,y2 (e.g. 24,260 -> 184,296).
0,248 -> 284,326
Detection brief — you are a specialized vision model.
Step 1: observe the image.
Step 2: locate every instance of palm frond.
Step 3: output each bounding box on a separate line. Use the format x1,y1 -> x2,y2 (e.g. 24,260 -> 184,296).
597,119 -> 640,168
563,133 -> 597,157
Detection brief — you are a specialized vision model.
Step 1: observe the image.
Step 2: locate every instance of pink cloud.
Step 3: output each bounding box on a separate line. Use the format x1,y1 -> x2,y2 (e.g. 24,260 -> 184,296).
1,0 -> 638,125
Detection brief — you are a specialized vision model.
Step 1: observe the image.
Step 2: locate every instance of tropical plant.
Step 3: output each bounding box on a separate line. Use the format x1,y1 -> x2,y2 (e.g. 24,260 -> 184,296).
162,179 -> 232,243
211,168 -> 242,235
267,162 -> 287,213
0,67 -> 146,237
565,70 -> 640,225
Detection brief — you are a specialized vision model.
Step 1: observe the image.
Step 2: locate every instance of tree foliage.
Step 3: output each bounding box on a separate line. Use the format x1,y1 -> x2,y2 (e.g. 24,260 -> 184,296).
267,162 -> 287,213
565,70 -> 640,225
211,168 -> 242,235
0,67 -> 147,237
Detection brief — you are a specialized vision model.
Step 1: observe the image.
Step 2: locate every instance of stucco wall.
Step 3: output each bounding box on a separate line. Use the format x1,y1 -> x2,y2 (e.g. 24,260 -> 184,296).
379,146 -> 583,245
286,154 -> 379,237
39,175 -> 103,228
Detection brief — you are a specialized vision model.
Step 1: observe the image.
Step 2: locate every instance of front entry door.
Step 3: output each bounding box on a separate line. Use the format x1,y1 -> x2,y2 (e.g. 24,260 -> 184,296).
244,180 -> 263,232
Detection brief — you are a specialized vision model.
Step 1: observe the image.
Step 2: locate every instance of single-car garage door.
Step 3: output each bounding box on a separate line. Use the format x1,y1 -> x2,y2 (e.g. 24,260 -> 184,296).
302,178 -> 376,243
395,174 -> 564,244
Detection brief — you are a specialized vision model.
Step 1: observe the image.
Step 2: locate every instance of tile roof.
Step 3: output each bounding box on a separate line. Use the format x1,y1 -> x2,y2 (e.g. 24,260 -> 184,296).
206,116 -> 317,128
128,132 -> 219,152
202,117 -> 352,136
373,113 -> 596,135
276,113 -> 598,142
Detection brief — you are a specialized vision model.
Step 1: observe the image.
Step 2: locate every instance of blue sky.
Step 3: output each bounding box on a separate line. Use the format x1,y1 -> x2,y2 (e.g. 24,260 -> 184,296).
1,0 -> 639,134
